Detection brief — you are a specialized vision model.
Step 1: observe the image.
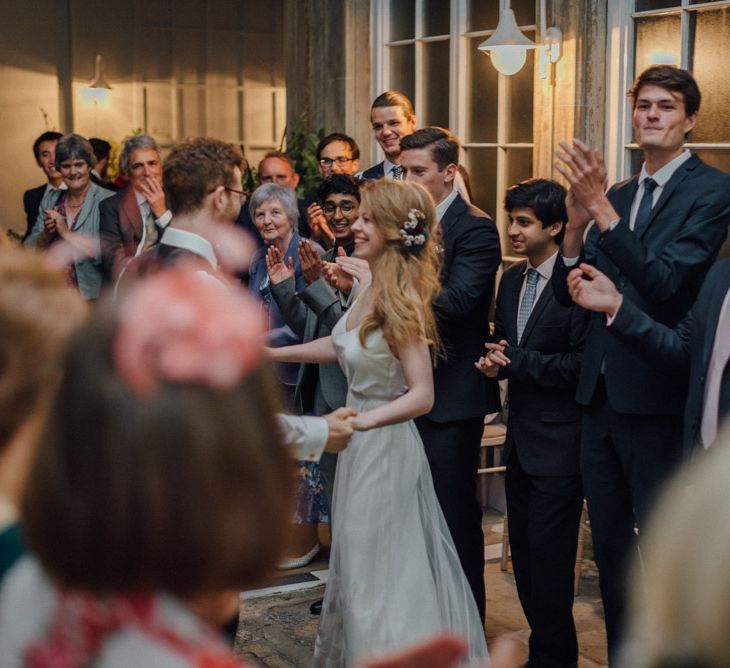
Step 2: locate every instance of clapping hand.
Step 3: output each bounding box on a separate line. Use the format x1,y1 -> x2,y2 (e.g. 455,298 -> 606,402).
323,246 -> 353,293
265,245 -> 294,285
567,263 -> 623,316
298,239 -> 324,284
475,340 -> 510,378
307,202 -> 335,247
555,139 -> 608,210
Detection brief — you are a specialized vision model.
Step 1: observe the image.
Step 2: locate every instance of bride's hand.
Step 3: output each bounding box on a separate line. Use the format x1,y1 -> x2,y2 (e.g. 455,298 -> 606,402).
347,413 -> 377,432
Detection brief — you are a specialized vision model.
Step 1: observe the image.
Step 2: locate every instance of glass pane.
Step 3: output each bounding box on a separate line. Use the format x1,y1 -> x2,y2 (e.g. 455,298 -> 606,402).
423,0 -> 450,36
179,86 -> 206,138
506,32 -> 535,143
634,14 -> 681,76
464,147 -> 498,220
467,37 -> 498,143
468,0 -> 499,31
389,0 -> 415,41
690,6 -> 730,143
635,0 -> 680,10
690,0 -> 726,3
389,45 -> 415,104
423,40 -> 450,128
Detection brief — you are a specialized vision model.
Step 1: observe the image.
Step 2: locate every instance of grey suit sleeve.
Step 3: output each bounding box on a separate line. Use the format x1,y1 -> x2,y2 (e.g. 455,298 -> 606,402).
270,275 -> 309,338
24,190 -> 57,247
298,278 -> 344,331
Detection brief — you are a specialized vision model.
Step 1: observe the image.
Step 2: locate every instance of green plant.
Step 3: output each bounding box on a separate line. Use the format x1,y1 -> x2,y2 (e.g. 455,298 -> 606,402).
281,112 -> 324,198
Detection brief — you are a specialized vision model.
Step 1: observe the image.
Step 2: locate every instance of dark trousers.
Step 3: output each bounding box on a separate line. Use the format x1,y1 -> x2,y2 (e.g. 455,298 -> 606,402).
506,451 -> 583,668
416,415 -> 486,622
581,380 -> 682,665
319,451 -> 338,526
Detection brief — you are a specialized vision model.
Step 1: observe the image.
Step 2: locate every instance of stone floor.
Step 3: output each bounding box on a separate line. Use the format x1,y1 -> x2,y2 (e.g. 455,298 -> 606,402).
235,513 -> 608,667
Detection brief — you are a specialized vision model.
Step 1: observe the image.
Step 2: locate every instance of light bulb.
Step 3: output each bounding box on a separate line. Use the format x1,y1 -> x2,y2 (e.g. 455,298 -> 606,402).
490,46 -> 528,76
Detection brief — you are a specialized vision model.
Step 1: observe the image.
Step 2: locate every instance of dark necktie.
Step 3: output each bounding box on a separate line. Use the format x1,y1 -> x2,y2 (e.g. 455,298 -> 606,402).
390,165 -> 403,181
633,177 -> 657,235
517,268 -> 539,342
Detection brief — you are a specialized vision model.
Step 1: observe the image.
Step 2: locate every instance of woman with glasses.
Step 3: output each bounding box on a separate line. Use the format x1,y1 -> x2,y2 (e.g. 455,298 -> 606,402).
25,134 -> 114,299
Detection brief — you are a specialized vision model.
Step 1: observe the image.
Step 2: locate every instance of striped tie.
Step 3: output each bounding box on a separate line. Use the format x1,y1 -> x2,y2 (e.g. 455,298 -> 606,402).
517,268 -> 539,342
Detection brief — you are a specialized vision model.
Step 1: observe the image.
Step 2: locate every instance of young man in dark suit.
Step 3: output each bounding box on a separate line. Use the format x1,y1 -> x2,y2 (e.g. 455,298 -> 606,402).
360,91 -> 416,181
553,65 -> 730,661
22,132 -> 63,241
477,179 -> 589,668
567,257 -> 730,455
400,127 -> 501,621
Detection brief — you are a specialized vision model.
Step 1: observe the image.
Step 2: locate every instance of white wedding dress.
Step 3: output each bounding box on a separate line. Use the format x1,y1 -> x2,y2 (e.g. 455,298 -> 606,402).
313,316 -> 488,667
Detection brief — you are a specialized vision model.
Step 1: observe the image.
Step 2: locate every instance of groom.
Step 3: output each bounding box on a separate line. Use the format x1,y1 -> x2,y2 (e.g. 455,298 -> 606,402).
400,128 -> 502,621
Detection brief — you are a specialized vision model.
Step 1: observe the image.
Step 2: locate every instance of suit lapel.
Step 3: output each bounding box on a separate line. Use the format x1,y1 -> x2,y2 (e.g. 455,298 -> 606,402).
121,186 -> 144,240
71,187 -> 97,231
520,278 -> 553,345
501,264 -> 523,345
638,154 -> 699,240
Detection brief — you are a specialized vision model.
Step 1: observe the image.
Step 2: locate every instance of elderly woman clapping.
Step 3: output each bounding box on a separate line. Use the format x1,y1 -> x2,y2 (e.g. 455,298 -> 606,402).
248,184 -> 324,397
24,134 -> 114,299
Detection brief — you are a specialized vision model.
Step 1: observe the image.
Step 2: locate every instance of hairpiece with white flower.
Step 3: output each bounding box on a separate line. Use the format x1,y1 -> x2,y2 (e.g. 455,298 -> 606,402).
399,208 -> 428,254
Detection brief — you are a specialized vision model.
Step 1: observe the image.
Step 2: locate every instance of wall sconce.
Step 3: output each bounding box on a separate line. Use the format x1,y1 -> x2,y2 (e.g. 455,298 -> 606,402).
81,54 -> 112,106
478,0 -> 562,79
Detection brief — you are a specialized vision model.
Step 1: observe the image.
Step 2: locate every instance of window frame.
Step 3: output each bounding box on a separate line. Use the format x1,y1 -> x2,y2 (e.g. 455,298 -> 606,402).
605,0 -> 730,184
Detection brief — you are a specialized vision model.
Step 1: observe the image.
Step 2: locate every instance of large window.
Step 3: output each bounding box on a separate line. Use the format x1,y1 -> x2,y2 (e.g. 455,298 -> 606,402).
372,0 -> 538,258
606,0 -> 730,181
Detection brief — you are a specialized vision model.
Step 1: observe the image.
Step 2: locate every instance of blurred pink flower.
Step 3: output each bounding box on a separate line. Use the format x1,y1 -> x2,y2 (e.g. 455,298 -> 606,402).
114,266 -> 266,397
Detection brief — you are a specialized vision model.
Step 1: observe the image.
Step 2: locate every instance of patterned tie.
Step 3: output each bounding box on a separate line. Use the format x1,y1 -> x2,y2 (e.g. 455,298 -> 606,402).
390,165 -> 403,181
141,209 -> 160,252
517,268 -> 539,342
633,177 -> 657,234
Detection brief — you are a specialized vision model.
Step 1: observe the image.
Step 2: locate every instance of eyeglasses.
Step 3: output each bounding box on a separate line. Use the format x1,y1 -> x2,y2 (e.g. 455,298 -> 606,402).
318,157 -> 355,167
323,201 -> 358,215
225,186 -> 246,197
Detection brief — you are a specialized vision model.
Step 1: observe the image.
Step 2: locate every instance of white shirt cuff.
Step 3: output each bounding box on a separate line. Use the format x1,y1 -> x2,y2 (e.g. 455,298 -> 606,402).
277,414 -> 328,462
562,255 -> 580,267
156,209 -> 173,228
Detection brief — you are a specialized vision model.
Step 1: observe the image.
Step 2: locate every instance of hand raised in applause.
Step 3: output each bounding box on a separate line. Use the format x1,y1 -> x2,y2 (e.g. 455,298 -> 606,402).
307,202 -> 335,248
324,407 -> 359,453
323,246 -> 353,294
567,263 -> 623,316
298,239 -> 323,285
474,339 -> 509,378
265,245 -> 294,285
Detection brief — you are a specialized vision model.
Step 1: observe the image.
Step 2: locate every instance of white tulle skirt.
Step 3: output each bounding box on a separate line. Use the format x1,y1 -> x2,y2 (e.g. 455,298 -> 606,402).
312,417 -> 488,667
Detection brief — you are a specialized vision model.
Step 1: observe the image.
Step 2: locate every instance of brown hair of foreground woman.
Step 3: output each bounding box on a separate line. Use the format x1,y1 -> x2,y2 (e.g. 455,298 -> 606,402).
22,267 -> 293,598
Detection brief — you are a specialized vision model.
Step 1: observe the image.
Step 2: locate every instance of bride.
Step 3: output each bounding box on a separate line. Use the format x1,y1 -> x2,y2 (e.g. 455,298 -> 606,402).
268,179 -> 488,666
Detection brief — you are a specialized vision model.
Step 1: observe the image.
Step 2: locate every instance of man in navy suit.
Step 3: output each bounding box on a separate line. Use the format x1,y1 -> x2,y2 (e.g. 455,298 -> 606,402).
400,127 -> 501,621
360,91 -> 416,181
477,179 -> 589,668
567,257 -> 730,455
553,65 -> 730,661
22,132 -> 63,241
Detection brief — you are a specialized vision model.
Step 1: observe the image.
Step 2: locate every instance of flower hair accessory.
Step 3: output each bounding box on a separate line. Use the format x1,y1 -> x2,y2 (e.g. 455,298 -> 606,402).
114,266 -> 267,397
399,208 -> 428,253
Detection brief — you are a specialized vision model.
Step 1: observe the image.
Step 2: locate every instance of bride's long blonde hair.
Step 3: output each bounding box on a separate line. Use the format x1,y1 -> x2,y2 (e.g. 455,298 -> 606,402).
358,179 -> 443,359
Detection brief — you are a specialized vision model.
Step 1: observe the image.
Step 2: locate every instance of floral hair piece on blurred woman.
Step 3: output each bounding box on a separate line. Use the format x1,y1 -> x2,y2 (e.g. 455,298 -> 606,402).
115,266 -> 266,397
399,208 -> 427,252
